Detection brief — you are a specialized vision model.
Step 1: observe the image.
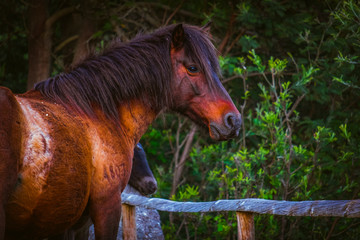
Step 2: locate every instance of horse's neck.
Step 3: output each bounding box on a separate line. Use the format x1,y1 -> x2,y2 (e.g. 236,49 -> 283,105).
117,99 -> 158,144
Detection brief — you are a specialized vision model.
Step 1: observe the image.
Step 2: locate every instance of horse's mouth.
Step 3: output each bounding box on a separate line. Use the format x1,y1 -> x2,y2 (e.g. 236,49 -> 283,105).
209,117 -> 241,141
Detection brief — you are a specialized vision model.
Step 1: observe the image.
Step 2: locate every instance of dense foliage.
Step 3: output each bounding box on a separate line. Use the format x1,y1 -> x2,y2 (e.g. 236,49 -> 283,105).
1,0 -> 359,239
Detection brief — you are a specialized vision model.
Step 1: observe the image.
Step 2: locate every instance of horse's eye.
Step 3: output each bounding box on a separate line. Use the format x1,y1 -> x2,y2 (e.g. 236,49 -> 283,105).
187,66 -> 199,74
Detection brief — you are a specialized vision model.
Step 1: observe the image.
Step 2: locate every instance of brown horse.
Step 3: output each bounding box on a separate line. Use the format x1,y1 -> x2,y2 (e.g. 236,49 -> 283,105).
0,23 -> 241,239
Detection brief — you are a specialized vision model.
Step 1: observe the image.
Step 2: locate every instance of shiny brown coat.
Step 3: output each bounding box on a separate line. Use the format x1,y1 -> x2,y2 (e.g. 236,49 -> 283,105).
0,24 -> 241,240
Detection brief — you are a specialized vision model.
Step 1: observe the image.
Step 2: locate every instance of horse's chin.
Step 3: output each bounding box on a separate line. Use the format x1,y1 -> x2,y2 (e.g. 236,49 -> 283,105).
209,124 -> 221,140
209,123 -> 240,141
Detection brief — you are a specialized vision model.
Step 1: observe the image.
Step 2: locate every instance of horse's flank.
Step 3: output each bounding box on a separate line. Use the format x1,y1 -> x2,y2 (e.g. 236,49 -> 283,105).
5,91 -> 92,236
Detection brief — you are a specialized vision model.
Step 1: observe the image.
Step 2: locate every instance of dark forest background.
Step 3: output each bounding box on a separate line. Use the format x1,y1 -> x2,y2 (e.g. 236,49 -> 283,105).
1,0 -> 360,239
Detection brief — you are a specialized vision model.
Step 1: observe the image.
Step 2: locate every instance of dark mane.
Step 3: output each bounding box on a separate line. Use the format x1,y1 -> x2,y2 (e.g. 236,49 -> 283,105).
34,24 -> 220,122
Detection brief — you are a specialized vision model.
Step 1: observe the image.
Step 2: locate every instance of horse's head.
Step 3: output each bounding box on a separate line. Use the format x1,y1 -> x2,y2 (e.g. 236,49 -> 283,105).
169,24 -> 241,141
128,143 -> 157,195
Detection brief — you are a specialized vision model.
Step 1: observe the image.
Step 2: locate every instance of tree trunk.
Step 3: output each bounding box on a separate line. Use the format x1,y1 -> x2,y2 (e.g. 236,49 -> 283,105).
27,0 -> 51,90
27,1 -> 76,90
72,1 -> 97,65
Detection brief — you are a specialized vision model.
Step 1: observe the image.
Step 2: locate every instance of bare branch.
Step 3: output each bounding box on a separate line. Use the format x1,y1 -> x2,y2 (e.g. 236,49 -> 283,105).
224,29 -> 245,56
222,72 -> 296,84
164,0 -> 184,25
325,218 -> 340,240
54,35 -> 79,53
281,93 -> 306,127
218,13 -> 236,54
170,124 -> 197,197
135,2 -> 200,19
45,6 -> 77,30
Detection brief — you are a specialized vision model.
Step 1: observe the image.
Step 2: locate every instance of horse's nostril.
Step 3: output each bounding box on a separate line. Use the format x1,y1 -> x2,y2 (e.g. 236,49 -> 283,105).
210,113 -> 242,140
225,112 -> 236,129
146,180 -> 158,194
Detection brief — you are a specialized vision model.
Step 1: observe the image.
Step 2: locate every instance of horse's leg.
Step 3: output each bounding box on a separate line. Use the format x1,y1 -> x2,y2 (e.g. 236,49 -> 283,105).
73,225 -> 90,240
48,224 -> 90,240
0,203 -> 5,240
71,210 -> 92,240
48,232 -> 73,240
89,192 -> 121,240
0,155 -> 17,239
0,87 -> 22,240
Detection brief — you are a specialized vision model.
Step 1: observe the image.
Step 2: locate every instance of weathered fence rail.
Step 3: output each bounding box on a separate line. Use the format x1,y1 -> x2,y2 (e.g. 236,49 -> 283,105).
121,193 -> 360,239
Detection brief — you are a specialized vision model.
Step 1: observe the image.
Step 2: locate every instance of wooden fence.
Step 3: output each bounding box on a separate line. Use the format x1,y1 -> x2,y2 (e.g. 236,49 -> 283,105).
121,193 -> 360,240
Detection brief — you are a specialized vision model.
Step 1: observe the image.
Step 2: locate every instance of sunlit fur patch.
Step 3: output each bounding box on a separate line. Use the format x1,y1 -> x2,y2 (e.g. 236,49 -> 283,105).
85,100 -> 157,195
87,124 -> 131,193
8,98 -> 54,220
17,98 -> 53,188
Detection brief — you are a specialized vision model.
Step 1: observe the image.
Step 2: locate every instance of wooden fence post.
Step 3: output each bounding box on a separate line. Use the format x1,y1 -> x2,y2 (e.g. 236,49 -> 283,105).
122,203 -> 137,240
236,212 -> 255,240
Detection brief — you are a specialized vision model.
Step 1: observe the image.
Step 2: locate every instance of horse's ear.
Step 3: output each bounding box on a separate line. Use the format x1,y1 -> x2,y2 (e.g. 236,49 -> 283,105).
202,21 -> 212,34
171,24 -> 185,50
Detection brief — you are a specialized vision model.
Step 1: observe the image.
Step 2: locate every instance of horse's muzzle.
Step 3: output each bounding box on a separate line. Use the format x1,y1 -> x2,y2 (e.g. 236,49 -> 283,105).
209,112 -> 242,141
136,176 -> 158,196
